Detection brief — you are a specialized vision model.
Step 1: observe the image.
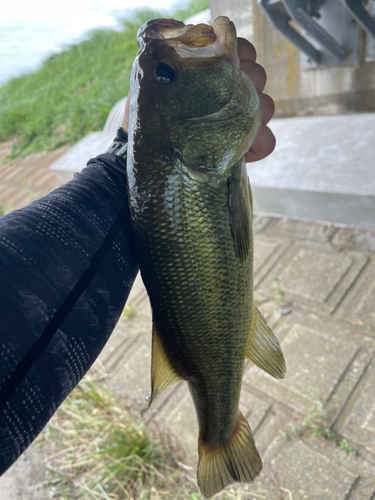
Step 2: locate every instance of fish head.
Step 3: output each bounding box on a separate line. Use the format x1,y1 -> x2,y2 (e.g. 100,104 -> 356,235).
129,16 -> 261,178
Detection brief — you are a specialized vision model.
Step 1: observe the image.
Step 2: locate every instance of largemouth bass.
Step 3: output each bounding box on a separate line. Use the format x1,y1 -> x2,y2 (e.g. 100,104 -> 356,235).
127,16 -> 286,498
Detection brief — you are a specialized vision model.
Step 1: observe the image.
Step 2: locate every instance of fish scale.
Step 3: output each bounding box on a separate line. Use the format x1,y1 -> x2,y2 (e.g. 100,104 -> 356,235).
127,16 -> 285,498
132,156 -> 253,441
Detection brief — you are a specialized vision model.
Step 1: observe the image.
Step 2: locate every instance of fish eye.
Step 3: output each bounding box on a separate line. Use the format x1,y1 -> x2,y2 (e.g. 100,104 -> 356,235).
153,63 -> 175,84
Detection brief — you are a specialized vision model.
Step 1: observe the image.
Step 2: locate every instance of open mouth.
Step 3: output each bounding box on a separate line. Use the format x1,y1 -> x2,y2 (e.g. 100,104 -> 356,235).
138,16 -> 238,65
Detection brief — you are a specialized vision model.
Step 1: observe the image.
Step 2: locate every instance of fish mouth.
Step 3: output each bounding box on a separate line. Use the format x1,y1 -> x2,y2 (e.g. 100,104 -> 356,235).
137,16 -> 239,68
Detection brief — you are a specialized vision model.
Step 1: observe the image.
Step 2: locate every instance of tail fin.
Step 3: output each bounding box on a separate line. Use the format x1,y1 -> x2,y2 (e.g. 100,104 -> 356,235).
197,412 -> 262,498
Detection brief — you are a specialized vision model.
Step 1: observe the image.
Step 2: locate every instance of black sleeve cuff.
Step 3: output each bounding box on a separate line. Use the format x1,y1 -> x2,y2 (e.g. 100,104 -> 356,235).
114,127 -> 128,143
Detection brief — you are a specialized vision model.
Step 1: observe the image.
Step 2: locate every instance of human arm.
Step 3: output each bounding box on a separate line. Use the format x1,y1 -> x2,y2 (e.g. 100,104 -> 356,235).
0,129 -> 138,475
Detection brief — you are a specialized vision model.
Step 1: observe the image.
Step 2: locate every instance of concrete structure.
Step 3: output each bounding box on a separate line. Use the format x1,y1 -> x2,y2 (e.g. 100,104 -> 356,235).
209,0 -> 375,227
211,0 -> 375,117
50,97 -> 127,183
247,113 -> 375,228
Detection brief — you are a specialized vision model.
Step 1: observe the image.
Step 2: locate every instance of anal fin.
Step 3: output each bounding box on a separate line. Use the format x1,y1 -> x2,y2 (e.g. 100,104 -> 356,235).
246,306 -> 286,379
148,322 -> 184,408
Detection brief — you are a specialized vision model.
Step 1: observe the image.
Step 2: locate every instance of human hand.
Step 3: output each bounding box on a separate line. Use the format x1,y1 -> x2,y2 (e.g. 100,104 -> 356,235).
237,37 -> 275,162
123,37 -> 275,162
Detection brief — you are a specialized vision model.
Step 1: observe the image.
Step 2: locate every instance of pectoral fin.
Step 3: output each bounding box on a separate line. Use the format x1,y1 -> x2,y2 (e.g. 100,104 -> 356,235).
246,306 -> 286,379
148,322 -> 184,408
228,174 -> 252,262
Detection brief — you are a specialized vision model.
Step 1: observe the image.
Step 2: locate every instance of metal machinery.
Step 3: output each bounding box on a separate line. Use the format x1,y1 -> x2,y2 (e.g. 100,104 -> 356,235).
258,0 -> 375,67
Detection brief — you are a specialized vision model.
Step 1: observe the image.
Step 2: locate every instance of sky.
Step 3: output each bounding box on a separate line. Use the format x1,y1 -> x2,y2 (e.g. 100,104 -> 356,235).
0,0 -> 181,85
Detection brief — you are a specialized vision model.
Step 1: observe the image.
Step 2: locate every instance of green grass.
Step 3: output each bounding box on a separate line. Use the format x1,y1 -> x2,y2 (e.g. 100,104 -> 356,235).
40,376 -> 190,499
39,376 -> 266,499
273,277 -> 285,305
0,0 -> 208,158
299,401 -> 358,456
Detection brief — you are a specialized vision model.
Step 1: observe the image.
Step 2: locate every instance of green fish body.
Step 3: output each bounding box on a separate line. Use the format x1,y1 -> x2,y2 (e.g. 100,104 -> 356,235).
127,17 -> 286,498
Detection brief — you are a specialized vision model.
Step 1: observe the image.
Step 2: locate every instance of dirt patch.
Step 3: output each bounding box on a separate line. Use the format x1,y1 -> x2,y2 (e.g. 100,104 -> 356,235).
0,443 -> 49,500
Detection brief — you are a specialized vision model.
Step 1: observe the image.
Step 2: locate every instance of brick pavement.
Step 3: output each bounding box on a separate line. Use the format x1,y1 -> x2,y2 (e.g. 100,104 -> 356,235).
99,216 -> 375,500
1,143 -> 375,498
0,140 -> 69,212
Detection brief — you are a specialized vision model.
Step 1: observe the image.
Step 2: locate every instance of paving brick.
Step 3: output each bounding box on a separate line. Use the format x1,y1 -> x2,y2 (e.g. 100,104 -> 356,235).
155,384 -> 199,461
0,165 -> 27,183
331,227 -> 375,252
336,258 -> 375,331
103,314 -> 151,372
253,213 -> 277,234
335,359 -> 375,454
98,277 -> 153,375
254,236 -> 292,288
244,310 -> 375,421
303,441 -> 375,500
245,324 -> 356,415
256,241 -> 368,315
256,299 -> 283,329
266,217 -> 337,242
106,331 -> 152,412
0,186 -> 24,208
255,437 -> 359,500
0,166 -> 13,182
0,442 -> 49,500
0,143 -> 66,212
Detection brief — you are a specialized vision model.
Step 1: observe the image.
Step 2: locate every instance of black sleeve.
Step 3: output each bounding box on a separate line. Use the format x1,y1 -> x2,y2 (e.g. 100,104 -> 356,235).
0,128 -> 139,475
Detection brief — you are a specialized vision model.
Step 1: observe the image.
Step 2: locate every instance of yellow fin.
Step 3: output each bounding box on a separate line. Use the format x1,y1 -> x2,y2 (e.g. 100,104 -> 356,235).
148,323 -> 183,408
228,173 -> 251,262
246,305 -> 286,379
197,411 -> 262,498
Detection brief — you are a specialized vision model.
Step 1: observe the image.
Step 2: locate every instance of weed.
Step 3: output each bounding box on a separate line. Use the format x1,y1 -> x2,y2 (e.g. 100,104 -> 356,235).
348,233 -> 356,246
39,376 -> 264,499
300,401 -> 357,456
40,376 -> 190,499
0,200 -> 13,216
288,422 -> 298,435
122,303 -> 136,318
323,428 -> 336,441
273,278 -> 285,305
22,180 -> 36,203
279,430 -> 289,440
340,439 -> 357,456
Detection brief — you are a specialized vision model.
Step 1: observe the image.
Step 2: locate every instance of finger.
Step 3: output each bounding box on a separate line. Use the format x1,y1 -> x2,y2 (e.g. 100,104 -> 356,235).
259,93 -> 275,125
123,92 -> 130,133
245,124 -> 276,162
237,37 -> 257,63
240,60 -> 266,93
